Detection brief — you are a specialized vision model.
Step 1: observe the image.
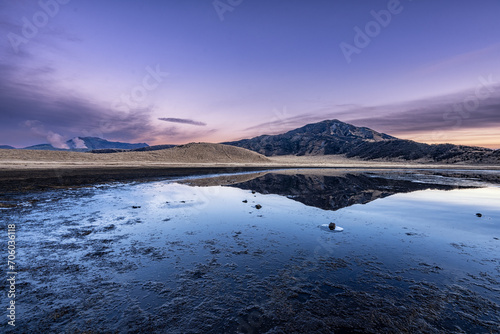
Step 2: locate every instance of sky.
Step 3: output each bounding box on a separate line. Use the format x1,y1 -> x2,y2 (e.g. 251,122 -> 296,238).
1,0 -> 499,149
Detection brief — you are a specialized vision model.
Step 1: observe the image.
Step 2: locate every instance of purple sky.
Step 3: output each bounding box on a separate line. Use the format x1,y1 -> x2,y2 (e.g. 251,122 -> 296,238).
1,0 -> 500,149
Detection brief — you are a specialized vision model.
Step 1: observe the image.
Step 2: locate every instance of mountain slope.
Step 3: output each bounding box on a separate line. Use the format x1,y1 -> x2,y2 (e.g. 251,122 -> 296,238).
224,119 -> 498,163
1,142 -> 270,164
143,143 -> 270,163
20,137 -> 149,151
67,137 -> 149,150
225,120 -> 395,156
22,144 -> 68,151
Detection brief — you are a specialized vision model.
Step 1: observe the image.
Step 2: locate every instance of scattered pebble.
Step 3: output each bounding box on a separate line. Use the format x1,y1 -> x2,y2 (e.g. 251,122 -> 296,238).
132,206 -> 141,209
476,213 -> 482,217
242,200 -> 248,203
321,223 -> 343,232
255,204 -> 262,210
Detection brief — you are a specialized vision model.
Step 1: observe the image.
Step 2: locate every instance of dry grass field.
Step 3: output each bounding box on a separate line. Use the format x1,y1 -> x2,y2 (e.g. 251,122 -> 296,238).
1,142 -> 499,172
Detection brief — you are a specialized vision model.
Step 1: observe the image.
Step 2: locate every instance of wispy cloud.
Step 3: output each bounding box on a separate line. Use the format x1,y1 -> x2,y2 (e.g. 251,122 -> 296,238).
0,61 -> 221,146
158,118 -> 207,126
349,85 -> 500,134
0,63 -> 163,145
23,120 -> 69,149
236,85 -> 500,141
415,43 -> 500,75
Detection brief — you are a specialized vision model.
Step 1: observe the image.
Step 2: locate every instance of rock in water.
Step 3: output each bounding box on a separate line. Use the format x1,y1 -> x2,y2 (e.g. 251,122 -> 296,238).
329,222 -> 336,230
476,213 -> 482,217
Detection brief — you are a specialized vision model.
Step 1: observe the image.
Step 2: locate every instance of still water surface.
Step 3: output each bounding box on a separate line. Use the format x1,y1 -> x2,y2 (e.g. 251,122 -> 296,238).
1,169 -> 499,333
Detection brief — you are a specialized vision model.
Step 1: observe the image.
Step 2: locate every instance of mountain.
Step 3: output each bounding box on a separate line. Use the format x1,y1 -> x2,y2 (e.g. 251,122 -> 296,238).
66,137 -> 149,151
22,144 -> 68,151
225,119 -> 394,156
224,119 -> 499,163
151,143 -> 270,163
0,145 -> 15,149
90,144 -> 176,154
130,144 -> 176,152
21,137 -> 149,151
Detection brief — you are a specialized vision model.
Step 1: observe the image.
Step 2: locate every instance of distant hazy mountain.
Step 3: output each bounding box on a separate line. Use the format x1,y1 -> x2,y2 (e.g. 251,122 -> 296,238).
224,119 -> 499,163
90,144 -> 176,154
66,137 -> 149,150
21,137 -> 148,151
130,144 -> 176,152
0,145 -> 15,149
22,144 -> 68,151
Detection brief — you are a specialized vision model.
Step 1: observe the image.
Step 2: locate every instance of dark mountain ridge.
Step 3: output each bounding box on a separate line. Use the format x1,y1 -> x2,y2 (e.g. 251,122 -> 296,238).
224,119 -> 499,163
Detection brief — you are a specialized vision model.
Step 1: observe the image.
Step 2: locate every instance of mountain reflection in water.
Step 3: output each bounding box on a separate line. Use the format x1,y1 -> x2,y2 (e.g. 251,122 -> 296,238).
192,170 -> 474,211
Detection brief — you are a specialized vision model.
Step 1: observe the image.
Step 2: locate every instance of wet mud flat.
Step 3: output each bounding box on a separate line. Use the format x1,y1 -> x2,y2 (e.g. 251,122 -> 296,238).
0,166 -> 271,193
1,170 -> 499,333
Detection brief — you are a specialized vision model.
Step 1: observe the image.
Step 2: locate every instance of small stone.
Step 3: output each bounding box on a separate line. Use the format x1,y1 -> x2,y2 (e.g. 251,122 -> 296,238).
251,191 -> 256,194
476,213 -> 482,217
328,223 -> 336,230
255,204 -> 262,210
242,200 -> 248,203
132,206 -> 141,209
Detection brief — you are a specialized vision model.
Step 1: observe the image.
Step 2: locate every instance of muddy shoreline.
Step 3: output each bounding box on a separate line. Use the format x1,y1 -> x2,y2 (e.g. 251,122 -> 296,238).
0,166 -> 274,193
